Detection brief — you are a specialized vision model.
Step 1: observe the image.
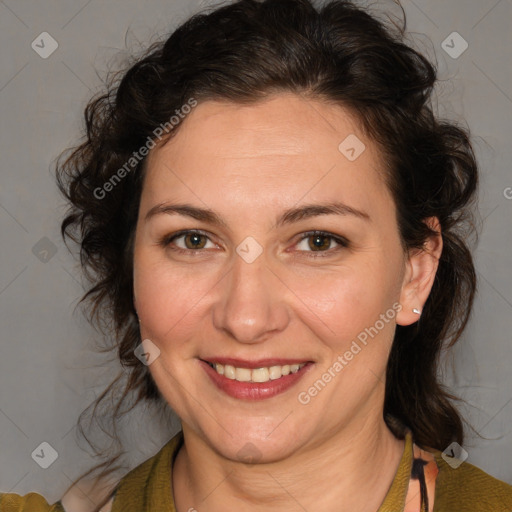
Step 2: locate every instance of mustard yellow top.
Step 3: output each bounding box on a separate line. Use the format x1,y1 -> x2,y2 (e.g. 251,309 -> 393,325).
2,430 -> 512,511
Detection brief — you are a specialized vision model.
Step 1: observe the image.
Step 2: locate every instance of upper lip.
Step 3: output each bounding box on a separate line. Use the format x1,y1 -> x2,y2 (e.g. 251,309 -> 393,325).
201,357 -> 312,369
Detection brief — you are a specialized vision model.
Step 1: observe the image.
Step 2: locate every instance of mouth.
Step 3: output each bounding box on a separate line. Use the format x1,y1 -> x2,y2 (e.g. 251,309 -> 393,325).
204,360 -> 308,383
200,358 -> 313,400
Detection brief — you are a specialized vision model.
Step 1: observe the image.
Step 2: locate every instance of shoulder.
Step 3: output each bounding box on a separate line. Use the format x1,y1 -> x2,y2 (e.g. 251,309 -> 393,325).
431,450 -> 512,511
0,492 -> 65,511
0,491 -> 114,512
59,477 -> 118,512
1,432 -> 183,512
1,476 -> 118,512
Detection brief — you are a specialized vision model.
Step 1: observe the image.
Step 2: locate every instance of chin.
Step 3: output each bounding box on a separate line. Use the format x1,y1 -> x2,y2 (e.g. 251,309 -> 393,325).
193,417 -> 309,464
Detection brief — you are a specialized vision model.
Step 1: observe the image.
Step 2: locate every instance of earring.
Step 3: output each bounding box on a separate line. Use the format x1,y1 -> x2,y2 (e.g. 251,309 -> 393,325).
412,308 -> 421,315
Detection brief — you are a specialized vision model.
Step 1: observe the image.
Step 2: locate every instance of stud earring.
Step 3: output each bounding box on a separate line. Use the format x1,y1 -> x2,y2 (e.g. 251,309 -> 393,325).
412,308 -> 421,315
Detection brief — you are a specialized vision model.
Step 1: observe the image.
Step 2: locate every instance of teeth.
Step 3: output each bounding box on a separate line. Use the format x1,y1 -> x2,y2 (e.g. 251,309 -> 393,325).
253,367 -> 270,382
224,364 -> 236,380
208,362 -> 307,383
235,367 -> 252,382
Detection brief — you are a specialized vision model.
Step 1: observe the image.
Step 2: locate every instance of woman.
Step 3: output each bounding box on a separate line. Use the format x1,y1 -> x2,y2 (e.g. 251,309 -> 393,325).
1,0 -> 511,511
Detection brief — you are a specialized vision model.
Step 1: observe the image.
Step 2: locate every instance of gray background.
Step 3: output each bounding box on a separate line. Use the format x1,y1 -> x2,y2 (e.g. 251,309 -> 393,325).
1,0 -> 511,504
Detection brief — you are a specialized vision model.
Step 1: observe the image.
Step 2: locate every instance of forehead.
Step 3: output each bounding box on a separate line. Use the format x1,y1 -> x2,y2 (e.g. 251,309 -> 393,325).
141,93 -> 393,220
153,93 -> 369,159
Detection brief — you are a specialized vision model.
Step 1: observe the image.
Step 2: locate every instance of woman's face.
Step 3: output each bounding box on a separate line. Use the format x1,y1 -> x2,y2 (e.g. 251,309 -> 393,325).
133,92 -> 411,462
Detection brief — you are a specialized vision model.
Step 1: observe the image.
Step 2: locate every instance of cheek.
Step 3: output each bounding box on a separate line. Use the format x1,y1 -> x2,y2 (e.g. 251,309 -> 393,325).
133,252 -> 214,344
289,260 -> 394,345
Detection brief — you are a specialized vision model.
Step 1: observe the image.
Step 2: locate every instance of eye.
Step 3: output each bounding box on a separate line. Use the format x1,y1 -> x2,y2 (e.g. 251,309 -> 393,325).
294,230 -> 349,257
159,229 -> 217,255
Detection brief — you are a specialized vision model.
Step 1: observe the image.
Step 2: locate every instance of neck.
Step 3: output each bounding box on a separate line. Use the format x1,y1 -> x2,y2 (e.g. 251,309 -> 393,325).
172,414 -> 405,512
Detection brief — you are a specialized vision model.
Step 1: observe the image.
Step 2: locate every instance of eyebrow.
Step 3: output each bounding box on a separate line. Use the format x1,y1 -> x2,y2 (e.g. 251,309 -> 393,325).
144,201 -> 371,228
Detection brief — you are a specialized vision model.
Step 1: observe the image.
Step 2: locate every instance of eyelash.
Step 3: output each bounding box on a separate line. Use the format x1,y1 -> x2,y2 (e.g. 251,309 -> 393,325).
158,229 -> 349,258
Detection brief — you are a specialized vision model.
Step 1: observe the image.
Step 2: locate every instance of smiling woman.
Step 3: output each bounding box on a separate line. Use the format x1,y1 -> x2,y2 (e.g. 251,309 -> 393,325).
2,0 -> 512,511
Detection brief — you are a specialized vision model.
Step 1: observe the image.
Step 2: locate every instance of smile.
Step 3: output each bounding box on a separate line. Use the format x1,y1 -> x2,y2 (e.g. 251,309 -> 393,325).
206,361 -> 307,383
200,358 -> 313,400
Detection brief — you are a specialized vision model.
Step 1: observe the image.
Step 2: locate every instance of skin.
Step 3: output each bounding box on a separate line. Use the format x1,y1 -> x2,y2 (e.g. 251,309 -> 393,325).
131,92 -> 443,512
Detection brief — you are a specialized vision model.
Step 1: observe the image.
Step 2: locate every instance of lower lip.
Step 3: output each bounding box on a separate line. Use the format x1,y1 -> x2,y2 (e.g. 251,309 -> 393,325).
200,360 -> 313,400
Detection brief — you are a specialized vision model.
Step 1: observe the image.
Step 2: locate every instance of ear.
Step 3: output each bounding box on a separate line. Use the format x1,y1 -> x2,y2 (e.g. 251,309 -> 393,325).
395,216 -> 443,326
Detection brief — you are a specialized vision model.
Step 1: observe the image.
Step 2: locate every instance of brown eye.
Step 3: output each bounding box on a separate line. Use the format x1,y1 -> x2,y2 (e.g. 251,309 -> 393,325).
307,234 -> 332,251
183,232 -> 207,249
295,231 -> 349,257
160,229 -> 215,254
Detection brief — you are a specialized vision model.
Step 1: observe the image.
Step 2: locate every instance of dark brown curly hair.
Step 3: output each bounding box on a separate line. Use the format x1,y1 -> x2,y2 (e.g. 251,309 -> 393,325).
55,0 -> 479,508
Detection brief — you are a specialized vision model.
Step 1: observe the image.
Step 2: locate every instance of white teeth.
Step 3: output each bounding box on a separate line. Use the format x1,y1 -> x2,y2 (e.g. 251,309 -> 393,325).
209,362 -> 307,383
253,367 -> 270,382
224,364 -> 236,380
268,366 -> 281,380
235,367 -> 252,382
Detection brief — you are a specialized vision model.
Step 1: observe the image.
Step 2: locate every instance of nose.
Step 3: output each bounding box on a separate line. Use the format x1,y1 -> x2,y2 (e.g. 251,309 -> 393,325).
212,249 -> 290,344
